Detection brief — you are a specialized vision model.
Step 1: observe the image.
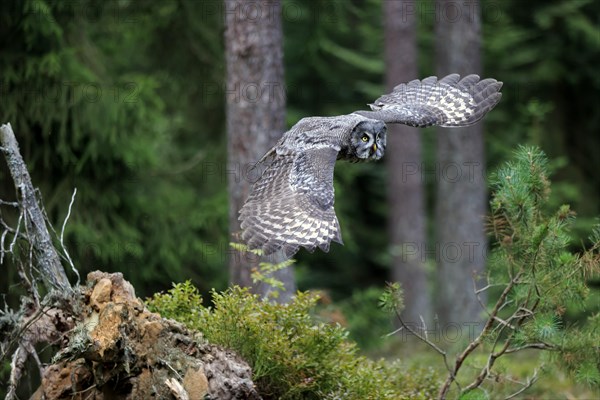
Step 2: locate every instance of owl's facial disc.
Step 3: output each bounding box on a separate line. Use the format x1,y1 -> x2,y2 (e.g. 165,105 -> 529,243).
351,120 -> 387,160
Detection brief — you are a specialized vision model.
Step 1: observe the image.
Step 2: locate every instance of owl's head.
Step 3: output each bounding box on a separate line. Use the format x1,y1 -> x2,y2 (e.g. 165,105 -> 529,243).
350,120 -> 387,160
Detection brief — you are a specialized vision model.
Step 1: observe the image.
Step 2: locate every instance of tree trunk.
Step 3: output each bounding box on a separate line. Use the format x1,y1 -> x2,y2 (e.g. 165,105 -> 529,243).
434,0 -> 487,330
224,0 -> 295,299
384,1 -> 430,325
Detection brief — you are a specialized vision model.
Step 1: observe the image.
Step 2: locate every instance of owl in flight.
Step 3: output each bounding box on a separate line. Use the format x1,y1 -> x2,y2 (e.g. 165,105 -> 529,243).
239,74 -> 502,257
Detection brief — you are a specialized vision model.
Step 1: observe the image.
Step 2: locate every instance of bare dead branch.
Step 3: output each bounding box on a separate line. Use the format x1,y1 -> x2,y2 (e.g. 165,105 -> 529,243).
504,368 -> 540,400
9,211 -> 23,253
475,283 -> 506,294
0,123 -> 71,292
461,274 -> 548,396
391,309 -> 456,391
394,310 -> 449,362
383,326 -> 404,338
0,210 -> 25,265
463,339 -> 512,392
0,229 -> 8,264
60,188 -> 79,284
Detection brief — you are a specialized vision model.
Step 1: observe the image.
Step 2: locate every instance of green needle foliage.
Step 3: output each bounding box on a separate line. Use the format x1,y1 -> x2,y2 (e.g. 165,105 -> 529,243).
379,146 -> 600,398
475,145 -> 600,395
487,146 -> 600,390
148,282 -> 439,400
0,0 -> 228,299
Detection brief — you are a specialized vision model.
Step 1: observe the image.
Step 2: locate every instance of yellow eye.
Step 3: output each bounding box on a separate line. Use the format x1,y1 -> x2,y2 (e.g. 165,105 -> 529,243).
361,135 -> 369,142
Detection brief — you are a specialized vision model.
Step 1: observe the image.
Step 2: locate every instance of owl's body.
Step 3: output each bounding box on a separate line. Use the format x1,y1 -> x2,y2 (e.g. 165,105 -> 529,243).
239,74 -> 503,257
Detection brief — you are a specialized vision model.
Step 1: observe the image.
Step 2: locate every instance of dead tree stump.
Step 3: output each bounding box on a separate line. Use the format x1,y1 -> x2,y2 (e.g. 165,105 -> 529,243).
31,271 -> 261,400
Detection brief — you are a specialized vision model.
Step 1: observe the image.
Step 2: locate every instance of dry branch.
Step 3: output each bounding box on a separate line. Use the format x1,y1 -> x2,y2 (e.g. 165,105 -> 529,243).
0,122 -> 70,291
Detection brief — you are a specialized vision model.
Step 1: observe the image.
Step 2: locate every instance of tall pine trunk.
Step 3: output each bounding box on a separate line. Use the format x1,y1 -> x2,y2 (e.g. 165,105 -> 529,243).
384,0 -> 430,325
435,0 -> 487,329
224,0 -> 295,300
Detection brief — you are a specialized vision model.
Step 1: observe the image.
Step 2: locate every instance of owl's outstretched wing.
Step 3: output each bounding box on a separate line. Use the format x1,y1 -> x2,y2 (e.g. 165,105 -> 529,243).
354,74 -> 502,127
239,147 -> 342,258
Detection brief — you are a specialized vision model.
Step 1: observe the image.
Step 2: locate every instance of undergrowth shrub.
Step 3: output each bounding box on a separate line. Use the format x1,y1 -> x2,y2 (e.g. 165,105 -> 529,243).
147,282 -> 438,399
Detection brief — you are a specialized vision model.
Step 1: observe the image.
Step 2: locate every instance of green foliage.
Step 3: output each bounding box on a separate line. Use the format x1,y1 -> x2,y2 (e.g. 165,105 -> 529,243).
458,389 -> 488,400
251,258 -> 296,299
144,281 -> 202,328
377,147 -> 599,397
0,0 -> 227,297
3,0 -> 598,306
483,0 -> 600,240
229,242 -> 296,300
337,286 -> 393,350
552,313 -> 600,387
229,242 -> 263,256
483,146 -> 600,390
378,282 -> 404,315
147,283 -> 439,400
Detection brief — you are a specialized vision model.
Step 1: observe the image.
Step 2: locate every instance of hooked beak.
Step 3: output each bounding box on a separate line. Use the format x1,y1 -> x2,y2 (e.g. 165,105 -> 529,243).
372,143 -> 377,153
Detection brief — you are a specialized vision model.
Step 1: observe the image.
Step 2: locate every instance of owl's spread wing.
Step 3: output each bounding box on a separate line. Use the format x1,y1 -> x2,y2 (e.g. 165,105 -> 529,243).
354,74 -> 502,127
239,147 -> 342,257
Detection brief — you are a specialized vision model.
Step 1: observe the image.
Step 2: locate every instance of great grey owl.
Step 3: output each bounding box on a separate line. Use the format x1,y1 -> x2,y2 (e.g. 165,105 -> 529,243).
239,74 -> 502,257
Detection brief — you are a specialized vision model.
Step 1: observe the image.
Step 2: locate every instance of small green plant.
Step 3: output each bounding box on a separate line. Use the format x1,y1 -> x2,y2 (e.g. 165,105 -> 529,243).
145,280 -> 203,327
229,242 -> 295,299
148,284 -> 439,399
382,146 -> 600,399
251,258 -> 296,298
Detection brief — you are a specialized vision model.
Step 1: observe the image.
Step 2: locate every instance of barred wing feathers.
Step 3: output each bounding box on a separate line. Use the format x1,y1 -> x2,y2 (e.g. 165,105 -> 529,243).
355,74 -> 502,127
239,147 -> 342,257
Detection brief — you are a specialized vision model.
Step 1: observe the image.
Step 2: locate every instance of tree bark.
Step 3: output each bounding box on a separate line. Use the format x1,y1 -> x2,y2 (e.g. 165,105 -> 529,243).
224,0 -> 295,298
434,0 -> 487,329
384,1 -> 430,325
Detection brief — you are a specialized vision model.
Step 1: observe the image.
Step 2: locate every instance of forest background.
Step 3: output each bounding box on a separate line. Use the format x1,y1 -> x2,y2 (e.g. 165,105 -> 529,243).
1,0 -> 599,396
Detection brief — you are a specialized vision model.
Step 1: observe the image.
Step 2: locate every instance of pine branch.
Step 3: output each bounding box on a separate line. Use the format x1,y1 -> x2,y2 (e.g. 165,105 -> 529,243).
504,342 -> 556,354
